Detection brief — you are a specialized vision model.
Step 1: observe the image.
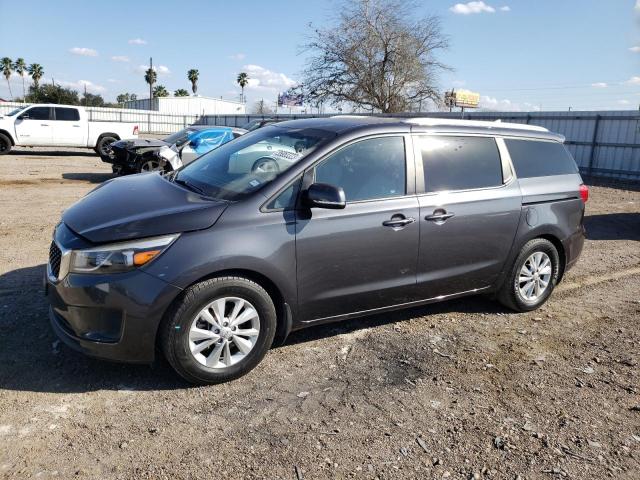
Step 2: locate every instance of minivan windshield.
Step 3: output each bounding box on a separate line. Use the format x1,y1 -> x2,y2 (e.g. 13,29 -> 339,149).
174,126 -> 336,200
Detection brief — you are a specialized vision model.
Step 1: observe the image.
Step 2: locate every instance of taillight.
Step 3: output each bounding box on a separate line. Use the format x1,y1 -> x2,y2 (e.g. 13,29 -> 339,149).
579,184 -> 589,203
133,125 -> 139,135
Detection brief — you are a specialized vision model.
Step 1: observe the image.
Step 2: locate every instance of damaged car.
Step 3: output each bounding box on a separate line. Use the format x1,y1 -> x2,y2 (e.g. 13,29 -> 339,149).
105,125 -> 246,174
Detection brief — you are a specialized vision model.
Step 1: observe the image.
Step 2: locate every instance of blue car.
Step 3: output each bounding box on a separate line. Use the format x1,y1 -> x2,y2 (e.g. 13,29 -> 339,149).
107,125 -> 246,174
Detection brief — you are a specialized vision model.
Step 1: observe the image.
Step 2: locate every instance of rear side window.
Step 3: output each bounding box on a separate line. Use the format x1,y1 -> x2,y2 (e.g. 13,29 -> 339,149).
23,107 -> 51,120
419,136 -> 503,192
505,139 -> 578,178
55,107 -> 80,121
314,136 -> 406,202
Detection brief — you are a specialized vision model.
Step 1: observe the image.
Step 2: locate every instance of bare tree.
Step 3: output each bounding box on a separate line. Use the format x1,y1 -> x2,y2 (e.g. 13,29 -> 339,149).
302,0 -> 449,113
251,99 -> 274,115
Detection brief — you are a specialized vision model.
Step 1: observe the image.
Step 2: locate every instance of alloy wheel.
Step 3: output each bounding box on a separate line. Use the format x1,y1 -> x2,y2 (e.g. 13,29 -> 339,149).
188,297 -> 260,369
518,251 -> 552,301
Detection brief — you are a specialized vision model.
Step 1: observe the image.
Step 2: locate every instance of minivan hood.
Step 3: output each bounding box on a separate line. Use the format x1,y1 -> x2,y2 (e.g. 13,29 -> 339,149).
63,173 -> 228,243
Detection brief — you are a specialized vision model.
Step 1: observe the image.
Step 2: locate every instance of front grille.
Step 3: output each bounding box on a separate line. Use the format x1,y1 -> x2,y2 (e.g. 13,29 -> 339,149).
49,241 -> 62,278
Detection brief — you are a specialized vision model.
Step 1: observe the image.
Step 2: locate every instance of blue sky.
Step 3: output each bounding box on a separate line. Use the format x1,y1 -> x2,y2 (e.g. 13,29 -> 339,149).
0,0 -> 638,111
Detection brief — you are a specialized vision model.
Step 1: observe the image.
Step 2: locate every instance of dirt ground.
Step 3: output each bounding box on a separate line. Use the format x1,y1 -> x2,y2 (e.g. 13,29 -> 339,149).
0,146 -> 639,480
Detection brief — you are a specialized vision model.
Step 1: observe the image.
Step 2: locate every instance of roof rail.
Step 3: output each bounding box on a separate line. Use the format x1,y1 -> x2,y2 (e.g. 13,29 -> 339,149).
403,117 -> 548,133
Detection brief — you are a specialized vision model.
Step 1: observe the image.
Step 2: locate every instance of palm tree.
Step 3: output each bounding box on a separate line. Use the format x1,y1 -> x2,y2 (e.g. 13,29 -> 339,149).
14,58 -> 27,100
1,58 -> 13,100
153,85 -> 169,97
187,69 -> 199,95
237,72 -> 249,103
174,88 -> 189,97
28,63 -> 44,90
145,67 -> 157,96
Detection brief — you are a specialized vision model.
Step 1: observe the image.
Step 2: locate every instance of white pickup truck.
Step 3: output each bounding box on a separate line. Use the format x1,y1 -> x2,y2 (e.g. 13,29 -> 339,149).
0,104 -> 138,157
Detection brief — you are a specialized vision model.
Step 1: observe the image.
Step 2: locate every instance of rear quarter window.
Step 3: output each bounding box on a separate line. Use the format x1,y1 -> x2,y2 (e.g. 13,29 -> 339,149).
506,139 -> 578,178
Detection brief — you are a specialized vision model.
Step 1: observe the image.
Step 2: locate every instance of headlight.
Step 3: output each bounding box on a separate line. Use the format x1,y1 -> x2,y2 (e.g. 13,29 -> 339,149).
69,234 -> 178,274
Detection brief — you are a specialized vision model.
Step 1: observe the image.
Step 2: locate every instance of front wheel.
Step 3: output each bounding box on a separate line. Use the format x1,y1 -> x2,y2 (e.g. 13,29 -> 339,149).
96,135 -> 117,160
498,238 -> 560,312
160,276 -> 277,385
0,132 -> 12,155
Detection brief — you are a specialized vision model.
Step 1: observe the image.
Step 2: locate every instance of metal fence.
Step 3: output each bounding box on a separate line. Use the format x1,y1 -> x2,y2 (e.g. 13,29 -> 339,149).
1,102 -> 638,181
201,111 -> 640,182
0,102 -> 200,133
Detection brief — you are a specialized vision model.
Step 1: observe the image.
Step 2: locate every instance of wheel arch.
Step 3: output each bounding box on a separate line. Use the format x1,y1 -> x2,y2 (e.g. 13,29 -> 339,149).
155,267 -> 291,353
0,129 -> 15,145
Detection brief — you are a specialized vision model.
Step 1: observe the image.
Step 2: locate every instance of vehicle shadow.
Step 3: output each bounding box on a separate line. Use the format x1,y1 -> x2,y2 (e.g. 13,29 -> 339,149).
0,264 -> 188,393
62,172 -> 116,183
0,264 -> 510,394
9,149 -> 96,157
585,212 -> 640,241
283,294 -> 506,347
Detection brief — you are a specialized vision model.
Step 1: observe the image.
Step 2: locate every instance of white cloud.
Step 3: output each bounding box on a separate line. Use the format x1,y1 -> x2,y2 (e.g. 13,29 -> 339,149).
135,64 -> 171,75
452,80 -> 466,87
636,0 -> 640,11
128,38 -> 147,45
625,76 -> 640,85
229,53 -> 246,61
618,99 -> 631,105
591,82 -> 608,88
629,46 -> 640,53
69,47 -> 98,57
242,64 -> 297,93
107,79 -> 120,83
500,6 -> 510,11
111,55 -> 130,62
479,95 -> 540,112
450,1 -> 495,14
58,79 -> 106,94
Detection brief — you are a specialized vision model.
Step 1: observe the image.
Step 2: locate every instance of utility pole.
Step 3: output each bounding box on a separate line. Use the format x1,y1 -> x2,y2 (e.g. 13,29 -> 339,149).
149,57 -> 153,107
84,84 -> 87,106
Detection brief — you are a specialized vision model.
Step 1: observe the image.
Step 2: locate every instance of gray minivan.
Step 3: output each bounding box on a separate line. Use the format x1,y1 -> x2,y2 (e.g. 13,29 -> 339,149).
46,117 -> 587,384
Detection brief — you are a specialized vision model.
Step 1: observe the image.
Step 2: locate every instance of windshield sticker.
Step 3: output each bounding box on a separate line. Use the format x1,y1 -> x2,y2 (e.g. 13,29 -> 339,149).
249,179 -> 261,187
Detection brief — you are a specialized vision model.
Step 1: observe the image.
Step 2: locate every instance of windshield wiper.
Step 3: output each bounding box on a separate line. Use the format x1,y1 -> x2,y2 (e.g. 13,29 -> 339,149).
172,176 -> 208,196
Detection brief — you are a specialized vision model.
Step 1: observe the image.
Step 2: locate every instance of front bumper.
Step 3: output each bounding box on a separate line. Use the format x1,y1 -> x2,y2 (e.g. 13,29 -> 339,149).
46,264 -> 182,364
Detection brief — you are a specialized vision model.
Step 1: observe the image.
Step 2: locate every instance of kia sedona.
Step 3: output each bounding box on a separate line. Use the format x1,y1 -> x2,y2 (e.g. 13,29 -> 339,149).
46,116 -> 586,384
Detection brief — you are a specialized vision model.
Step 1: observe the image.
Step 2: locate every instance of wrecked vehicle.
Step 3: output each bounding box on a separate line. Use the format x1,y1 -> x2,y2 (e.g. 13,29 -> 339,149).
105,126 -> 246,174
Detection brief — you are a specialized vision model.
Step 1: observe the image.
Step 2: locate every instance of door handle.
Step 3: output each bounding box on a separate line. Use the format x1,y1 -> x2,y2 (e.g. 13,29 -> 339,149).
382,216 -> 415,228
40,123 -> 49,126
73,125 -> 81,127
425,209 -> 455,223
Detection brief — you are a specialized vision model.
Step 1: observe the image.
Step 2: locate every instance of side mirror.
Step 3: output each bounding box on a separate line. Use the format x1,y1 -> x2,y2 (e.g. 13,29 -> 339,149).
18,114 -> 29,120
189,139 -> 199,148
304,183 -> 346,209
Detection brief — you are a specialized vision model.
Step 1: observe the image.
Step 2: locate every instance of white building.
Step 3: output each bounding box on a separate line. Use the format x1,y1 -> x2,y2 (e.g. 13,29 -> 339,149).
124,95 -> 245,115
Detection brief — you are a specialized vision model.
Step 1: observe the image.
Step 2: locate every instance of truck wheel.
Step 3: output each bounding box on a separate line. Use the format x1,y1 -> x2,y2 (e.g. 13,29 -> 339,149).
498,238 -> 560,312
0,133 -> 12,155
160,276 -> 277,385
96,135 -> 117,159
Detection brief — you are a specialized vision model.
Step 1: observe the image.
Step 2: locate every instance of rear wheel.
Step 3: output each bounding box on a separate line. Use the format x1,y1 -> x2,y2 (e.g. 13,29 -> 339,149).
161,276 -> 277,385
0,133 -> 12,155
96,135 -> 117,160
498,238 -> 560,312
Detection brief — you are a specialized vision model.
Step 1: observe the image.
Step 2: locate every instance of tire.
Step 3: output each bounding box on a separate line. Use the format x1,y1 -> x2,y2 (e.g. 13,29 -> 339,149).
160,276 -> 277,385
96,135 -> 117,160
498,238 -> 560,312
137,158 -> 170,174
0,132 -> 12,155
252,157 -> 279,174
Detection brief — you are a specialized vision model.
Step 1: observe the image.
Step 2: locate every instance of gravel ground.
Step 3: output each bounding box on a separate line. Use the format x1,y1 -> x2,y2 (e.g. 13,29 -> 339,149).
0,147 -> 639,480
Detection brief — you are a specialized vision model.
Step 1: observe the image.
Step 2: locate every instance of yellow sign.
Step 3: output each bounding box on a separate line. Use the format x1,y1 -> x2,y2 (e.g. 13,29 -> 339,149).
455,90 -> 480,108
